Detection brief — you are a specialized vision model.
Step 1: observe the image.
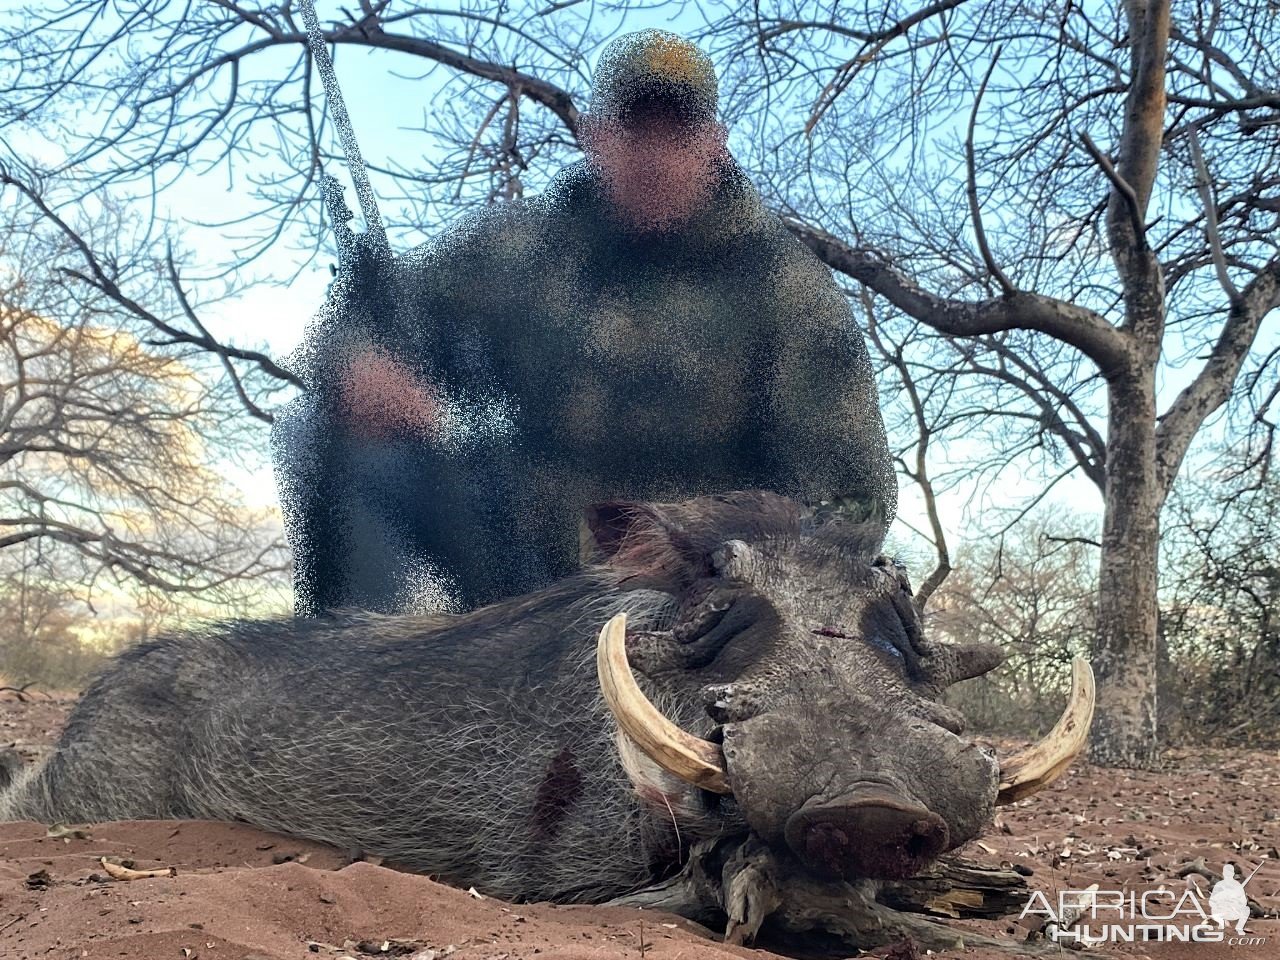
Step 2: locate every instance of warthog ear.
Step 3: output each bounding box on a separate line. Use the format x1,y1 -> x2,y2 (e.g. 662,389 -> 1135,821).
580,500 -> 699,586
580,501 -> 644,561
923,641 -> 1005,687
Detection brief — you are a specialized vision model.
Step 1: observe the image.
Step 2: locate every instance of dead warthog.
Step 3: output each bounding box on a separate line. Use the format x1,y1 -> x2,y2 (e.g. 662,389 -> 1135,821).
0,491 -> 1092,951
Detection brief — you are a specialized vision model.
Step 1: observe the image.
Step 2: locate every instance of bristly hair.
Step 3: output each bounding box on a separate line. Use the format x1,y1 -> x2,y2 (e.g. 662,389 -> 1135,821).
585,490 -> 884,588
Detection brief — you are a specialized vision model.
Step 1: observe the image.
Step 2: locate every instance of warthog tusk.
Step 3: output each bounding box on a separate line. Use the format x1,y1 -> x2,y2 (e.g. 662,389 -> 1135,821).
996,658 -> 1096,804
596,613 -> 731,794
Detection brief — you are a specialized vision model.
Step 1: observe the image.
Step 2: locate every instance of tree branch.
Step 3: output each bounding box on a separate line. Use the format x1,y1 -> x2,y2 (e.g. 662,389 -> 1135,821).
1113,0 -> 1172,220
0,171 -> 304,394
344,25 -> 581,139
954,339 -> 1107,490
1185,124 -> 1238,300
782,218 -> 1133,375
965,47 -> 1014,297
857,293 -> 951,608
1156,252 -> 1280,489
1080,130 -> 1145,241
164,243 -> 274,423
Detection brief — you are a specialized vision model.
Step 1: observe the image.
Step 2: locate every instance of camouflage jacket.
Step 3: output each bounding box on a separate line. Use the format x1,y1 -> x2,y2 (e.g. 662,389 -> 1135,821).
294,158 -> 896,602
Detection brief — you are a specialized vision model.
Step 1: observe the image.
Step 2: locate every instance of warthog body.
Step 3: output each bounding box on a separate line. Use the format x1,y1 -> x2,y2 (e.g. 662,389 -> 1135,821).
1,491 -> 1009,906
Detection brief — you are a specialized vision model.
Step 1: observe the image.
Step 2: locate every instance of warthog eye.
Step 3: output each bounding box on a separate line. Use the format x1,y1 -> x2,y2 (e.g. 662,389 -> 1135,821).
867,633 -> 905,660
813,626 -> 905,663
813,624 -> 912,677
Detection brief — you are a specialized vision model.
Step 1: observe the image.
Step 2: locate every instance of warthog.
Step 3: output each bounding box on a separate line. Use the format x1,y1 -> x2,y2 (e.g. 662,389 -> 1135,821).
0,491 -> 1091,946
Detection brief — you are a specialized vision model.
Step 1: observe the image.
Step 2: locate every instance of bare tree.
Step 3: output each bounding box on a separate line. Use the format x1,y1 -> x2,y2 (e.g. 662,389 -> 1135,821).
0,0 -> 1276,763
0,559 -> 128,688
719,0 -> 1279,765
1160,444 -> 1280,745
0,205 -> 290,614
855,289 -> 958,607
927,512 -> 1099,734
0,0 -> 596,263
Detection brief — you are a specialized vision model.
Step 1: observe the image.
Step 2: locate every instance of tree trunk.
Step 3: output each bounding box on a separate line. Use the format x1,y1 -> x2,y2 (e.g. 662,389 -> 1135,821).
1090,372 -> 1161,767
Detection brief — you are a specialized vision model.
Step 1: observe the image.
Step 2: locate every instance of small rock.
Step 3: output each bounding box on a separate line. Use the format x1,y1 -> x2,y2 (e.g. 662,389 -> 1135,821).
355,940 -> 426,956
25,869 -> 53,891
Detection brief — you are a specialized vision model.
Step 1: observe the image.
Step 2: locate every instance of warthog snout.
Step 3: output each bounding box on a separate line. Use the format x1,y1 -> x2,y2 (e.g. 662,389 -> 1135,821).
784,783 -> 949,880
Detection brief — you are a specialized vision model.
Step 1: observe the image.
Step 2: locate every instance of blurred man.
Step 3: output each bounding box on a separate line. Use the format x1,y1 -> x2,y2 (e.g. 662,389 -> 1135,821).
275,30 -> 896,615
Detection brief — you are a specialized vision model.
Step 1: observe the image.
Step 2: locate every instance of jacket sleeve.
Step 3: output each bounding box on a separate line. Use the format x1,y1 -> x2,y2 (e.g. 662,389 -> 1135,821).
281,240 -> 419,398
763,237 -> 898,534
284,197 -> 527,397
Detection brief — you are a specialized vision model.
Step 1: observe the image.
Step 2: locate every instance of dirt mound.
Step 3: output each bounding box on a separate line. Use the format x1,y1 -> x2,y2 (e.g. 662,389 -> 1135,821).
2,694 -> 1277,960
1,818 -> 748,960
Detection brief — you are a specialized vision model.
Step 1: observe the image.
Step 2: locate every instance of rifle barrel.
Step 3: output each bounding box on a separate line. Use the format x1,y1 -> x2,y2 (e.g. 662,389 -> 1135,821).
298,0 -> 388,250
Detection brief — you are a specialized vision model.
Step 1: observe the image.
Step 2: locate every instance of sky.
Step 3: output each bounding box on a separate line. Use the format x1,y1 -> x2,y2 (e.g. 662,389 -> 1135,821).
141,5 -> 1108,558
6,0 -> 1272,578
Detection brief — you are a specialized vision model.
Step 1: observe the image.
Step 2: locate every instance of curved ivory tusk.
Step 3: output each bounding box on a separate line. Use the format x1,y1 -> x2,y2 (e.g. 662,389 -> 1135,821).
997,657 -> 1096,804
596,613 -> 731,794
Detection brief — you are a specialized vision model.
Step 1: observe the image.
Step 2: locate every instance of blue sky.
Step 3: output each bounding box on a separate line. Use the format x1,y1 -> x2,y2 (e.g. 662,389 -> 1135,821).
120,4 -> 1114,556
8,0 -> 1268,566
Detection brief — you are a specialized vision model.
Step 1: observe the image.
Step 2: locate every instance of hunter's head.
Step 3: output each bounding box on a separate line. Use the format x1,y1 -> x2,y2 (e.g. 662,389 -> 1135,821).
582,30 -> 729,233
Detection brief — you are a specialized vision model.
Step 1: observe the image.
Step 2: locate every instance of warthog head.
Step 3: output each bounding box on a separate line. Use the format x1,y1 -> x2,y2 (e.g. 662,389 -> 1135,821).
588,491 -> 1093,882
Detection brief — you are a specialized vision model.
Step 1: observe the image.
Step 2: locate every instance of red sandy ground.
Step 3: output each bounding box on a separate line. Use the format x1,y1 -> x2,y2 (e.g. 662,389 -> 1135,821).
1,693 -> 1277,960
